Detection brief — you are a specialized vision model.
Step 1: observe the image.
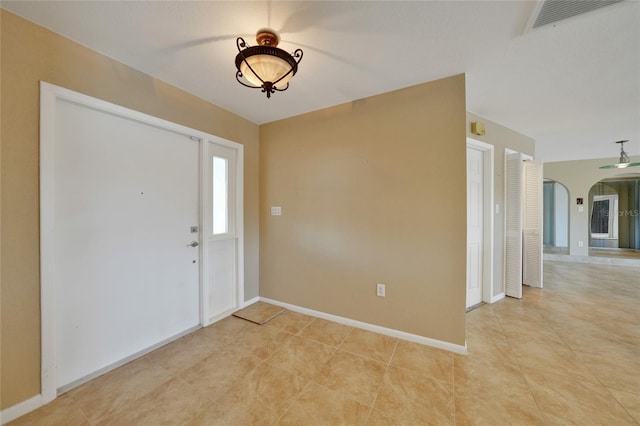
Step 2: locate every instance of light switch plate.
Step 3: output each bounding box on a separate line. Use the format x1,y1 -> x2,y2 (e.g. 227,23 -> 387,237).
271,206 -> 282,216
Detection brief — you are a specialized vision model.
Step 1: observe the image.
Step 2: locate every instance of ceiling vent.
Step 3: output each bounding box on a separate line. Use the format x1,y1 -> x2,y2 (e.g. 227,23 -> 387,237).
526,0 -> 624,30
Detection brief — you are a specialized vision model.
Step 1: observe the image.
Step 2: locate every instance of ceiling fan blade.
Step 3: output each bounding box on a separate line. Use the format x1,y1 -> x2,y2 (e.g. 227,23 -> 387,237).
162,34 -> 251,52
277,2 -> 354,35
282,40 -> 373,73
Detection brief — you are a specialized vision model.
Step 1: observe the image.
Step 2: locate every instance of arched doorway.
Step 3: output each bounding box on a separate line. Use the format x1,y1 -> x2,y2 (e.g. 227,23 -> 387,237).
588,174 -> 640,257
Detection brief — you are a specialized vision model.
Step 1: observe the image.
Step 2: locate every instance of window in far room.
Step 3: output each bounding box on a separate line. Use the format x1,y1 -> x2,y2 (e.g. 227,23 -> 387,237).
591,194 -> 618,239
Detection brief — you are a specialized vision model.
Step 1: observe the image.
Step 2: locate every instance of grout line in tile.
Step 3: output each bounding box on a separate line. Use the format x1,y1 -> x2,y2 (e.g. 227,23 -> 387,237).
363,371 -> 384,426
337,326 -> 355,346
292,316 -> 317,338
519,364 -> 551,425
386,338 -> 400,367
275,378 -> 313,424
604,386 -> 640,425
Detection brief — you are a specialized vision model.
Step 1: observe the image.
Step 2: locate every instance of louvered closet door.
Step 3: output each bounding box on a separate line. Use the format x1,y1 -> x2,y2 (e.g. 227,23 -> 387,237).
523,160 -> 543,288
505,152 -> 523,298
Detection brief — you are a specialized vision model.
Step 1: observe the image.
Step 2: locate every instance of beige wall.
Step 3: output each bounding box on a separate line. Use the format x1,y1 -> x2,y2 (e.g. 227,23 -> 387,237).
545,157 -> 640,256
466,113 -> 535,298
259,75 -> 468,345
0,10 -> 259,409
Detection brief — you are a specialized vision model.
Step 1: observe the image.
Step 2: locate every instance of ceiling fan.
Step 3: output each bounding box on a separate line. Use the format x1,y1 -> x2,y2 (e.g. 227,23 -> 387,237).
599,140 -> 640,169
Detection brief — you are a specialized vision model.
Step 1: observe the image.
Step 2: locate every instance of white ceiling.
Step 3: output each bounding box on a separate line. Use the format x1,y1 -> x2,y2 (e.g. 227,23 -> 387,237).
3,0 -> 639,162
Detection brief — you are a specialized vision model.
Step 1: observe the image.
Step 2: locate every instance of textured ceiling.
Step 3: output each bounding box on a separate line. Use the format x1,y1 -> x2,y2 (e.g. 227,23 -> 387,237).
2,1 -> 639,162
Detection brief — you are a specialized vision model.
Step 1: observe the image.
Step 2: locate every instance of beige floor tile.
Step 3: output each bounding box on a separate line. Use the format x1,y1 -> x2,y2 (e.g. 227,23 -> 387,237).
180,348 -> 262,398
609,388 -> 640,424
390,340 -> 453,384
278,382 -> 370,426
313,349 -> 386,406
540,410 -> 586,425
139,331 -> 220,374
339,328 -> 398,363
6,394 -> 90,426
265,335 -> 336,379
234,323 -> 294,360
599,320 -> 640,347
368,366 -> 454,425
575,350 -> 640,394
187,363 -> 307,426
454,354 -> 545,426
264,310 -> 315,334
68,358 -> 173,423
198,315 -> 257,342
453,353 -> 522,388
95,377 -> 211,426
465,315 -> 504,338
491,298 -> 547,323
464,330 -> 517,365
524,367 -> 636,425
507,335 -> 600,384
297,318 -> 353,347
498,315 -> 564,343
553,323 -> 639,363
186,399 -> 278,426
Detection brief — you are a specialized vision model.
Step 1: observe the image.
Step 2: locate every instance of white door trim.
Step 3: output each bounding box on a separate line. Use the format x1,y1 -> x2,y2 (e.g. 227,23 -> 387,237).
202,141 -> 244,325
466,138 -> 494,303
39,82 -> 243,404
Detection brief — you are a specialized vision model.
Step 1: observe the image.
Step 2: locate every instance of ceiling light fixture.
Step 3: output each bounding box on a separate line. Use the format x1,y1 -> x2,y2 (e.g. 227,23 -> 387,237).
235,29 -> 303,98
599,140 -> 640,169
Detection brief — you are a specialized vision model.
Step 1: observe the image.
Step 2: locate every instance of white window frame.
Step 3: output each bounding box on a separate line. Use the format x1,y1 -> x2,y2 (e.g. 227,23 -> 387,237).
591,194 -> 618,239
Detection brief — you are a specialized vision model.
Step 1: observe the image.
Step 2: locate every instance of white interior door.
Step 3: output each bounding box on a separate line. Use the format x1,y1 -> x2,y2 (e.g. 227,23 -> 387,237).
505,151 -> 523,298
467,147 -> 484,308
207,142 -> 241,321
523,160 -> 543,288
46,90 -> 200,392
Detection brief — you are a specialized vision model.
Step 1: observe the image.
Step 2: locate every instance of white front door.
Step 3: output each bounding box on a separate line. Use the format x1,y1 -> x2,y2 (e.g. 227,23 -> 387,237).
51,96 -> 200,390
467,147 -> 484,308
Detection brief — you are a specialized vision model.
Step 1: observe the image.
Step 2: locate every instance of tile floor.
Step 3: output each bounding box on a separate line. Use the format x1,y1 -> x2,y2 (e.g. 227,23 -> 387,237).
9,261 -> 639,425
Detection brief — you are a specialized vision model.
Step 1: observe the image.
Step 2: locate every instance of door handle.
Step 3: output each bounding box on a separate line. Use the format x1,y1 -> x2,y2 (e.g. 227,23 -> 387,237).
188,241 -> 199,247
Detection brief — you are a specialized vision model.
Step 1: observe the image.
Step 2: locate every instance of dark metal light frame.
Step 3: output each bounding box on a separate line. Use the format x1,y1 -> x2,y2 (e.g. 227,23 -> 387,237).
235,30 -> 303,99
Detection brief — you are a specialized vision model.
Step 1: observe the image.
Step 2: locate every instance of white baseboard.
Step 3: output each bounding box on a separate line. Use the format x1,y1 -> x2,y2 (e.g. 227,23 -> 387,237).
242,296 -> 260,308
1,394 -> 42,425
260,297 -> 467,355
490,292 -> 505,303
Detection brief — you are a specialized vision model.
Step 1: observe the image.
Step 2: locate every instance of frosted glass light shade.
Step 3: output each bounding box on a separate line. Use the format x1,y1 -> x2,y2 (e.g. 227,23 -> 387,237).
240,54 -> 294,88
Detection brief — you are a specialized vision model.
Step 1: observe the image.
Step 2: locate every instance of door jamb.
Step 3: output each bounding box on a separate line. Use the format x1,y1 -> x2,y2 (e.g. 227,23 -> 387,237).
467,138 -> 494,304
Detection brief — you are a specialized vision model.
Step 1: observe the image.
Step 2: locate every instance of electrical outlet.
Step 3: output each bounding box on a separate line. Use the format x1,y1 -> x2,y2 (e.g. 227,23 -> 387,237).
376,283 -> 386,297
578,241 -> 584,248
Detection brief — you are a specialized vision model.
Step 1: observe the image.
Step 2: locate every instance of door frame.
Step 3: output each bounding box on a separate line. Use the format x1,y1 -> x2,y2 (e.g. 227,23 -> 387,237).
466,138 -> 494,304
200,140 -> 245,325
39,82 -> 243,403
